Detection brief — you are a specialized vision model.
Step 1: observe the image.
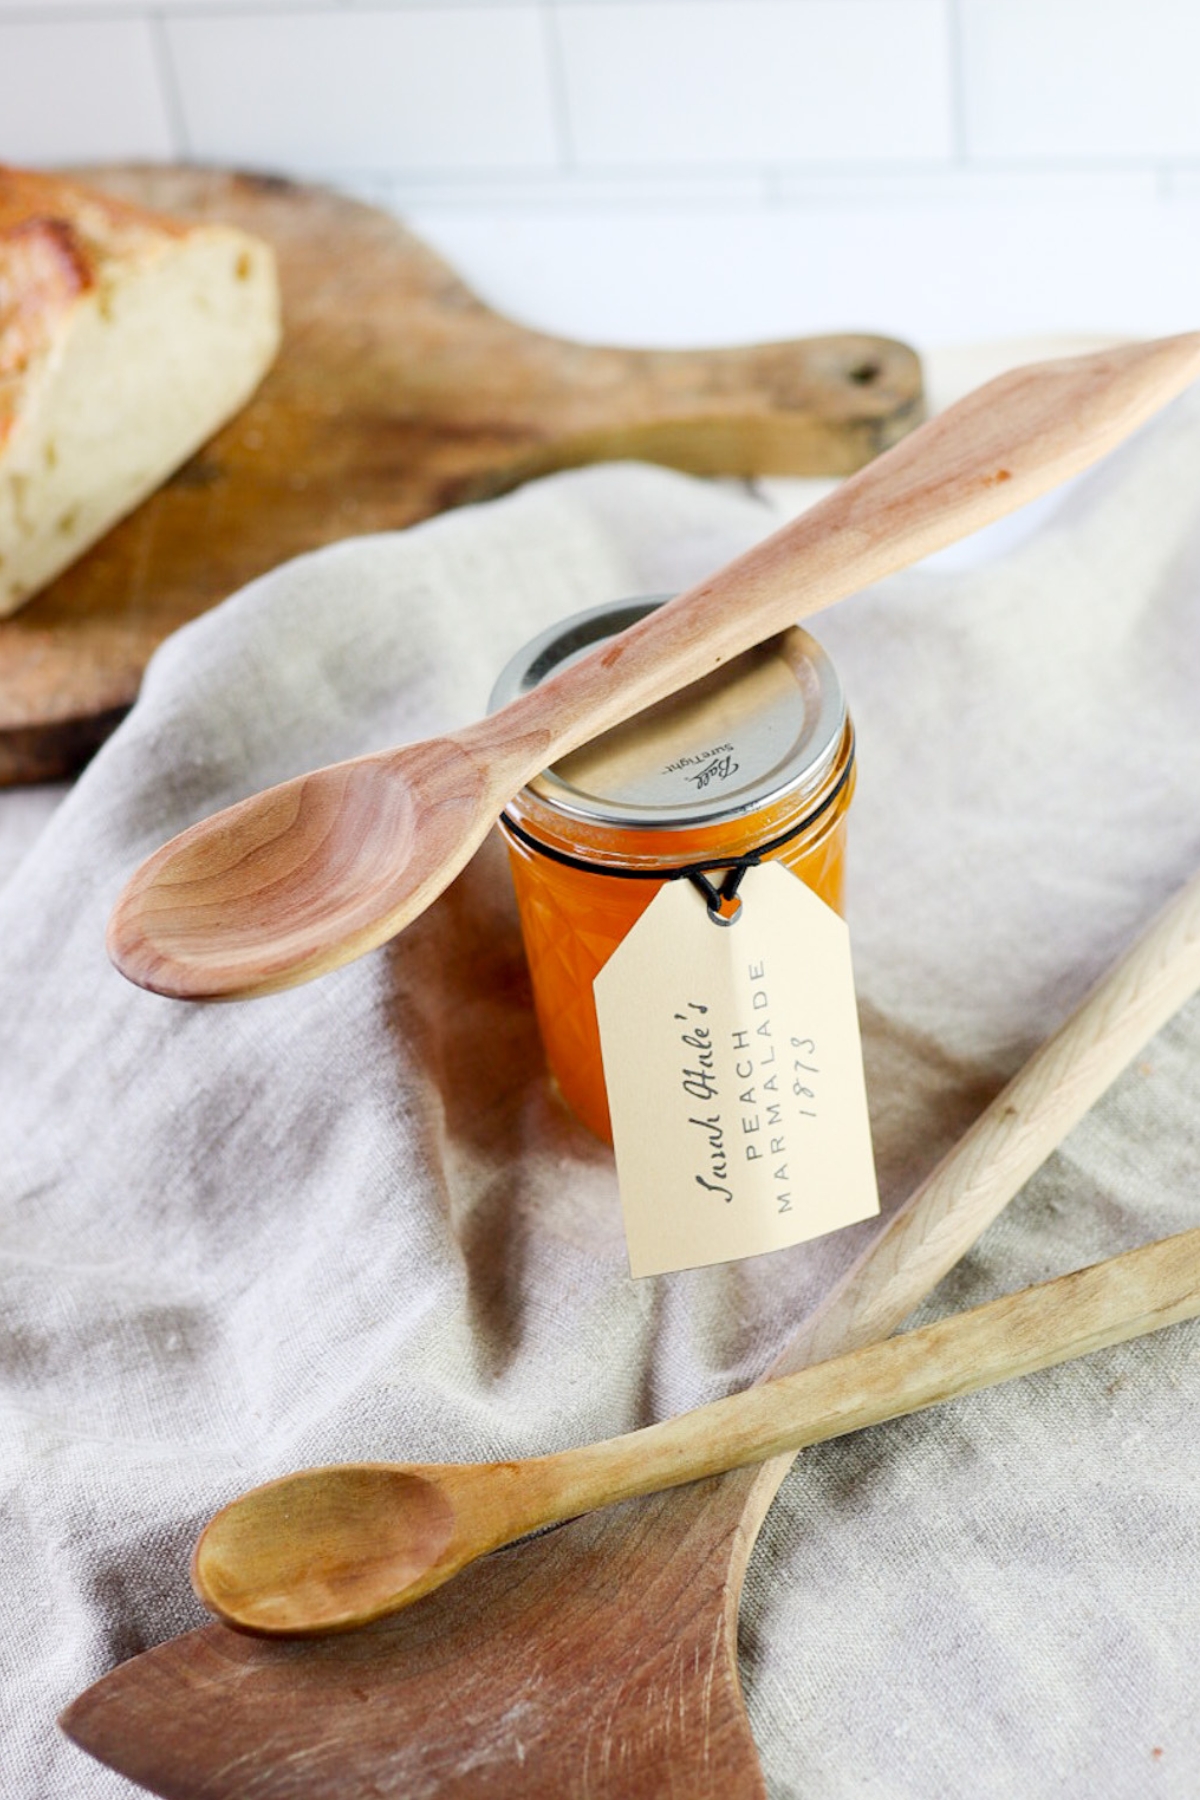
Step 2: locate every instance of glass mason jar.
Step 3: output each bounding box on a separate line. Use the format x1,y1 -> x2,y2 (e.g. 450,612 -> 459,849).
490,598 -> 856,1143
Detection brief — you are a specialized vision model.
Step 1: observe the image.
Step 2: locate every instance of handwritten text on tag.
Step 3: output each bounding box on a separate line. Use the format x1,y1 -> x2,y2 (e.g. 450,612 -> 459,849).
594,862 -> 878,1278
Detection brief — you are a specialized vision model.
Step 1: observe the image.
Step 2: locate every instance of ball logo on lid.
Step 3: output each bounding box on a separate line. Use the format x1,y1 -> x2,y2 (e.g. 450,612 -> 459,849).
684,751 -> 740,793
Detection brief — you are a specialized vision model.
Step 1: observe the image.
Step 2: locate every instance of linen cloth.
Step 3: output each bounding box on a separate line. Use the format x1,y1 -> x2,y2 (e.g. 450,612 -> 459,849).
3,370 -> 1200,1798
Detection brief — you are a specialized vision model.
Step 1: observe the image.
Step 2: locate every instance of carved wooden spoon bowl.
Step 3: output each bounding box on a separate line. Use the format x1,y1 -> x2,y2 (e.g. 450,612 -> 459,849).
65,865 -> 1200,1795
107,334 -> 1200,1001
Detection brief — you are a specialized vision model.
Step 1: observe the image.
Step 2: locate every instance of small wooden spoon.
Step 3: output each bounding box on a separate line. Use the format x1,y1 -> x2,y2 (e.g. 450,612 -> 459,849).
107,332 -> 1200,1001
195,1223 -> 1200,1637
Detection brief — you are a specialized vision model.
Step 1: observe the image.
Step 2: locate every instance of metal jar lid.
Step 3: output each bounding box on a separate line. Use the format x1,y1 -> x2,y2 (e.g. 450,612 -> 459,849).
487,597 -> 848,835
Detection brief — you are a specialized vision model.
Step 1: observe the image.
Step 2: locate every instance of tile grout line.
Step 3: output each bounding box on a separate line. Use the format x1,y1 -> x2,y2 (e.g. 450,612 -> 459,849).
327,158 -> 1195,189
540,0 -> 575,172
0,2 -> 497,16
0,2 -> 334,20
118,162 -> 1200,203
945,0 -> 968,166
147,10 -> 191,160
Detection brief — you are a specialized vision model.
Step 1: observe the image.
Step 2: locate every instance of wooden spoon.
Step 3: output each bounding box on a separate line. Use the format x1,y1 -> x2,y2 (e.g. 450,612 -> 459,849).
195,1223 -> 1200,1637
64,864 -> 1200,1797
107,332 -> 1200,1002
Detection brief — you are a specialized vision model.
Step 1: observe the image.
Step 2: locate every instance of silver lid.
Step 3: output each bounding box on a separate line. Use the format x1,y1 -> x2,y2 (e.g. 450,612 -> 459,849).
488,597 -> 848,833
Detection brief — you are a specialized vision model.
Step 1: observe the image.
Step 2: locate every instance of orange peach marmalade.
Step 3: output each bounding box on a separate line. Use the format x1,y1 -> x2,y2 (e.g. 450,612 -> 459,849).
501,741 -> 853,1142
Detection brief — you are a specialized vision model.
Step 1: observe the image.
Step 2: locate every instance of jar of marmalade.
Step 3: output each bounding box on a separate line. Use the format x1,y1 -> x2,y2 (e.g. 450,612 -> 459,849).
490,598 -> 856,1143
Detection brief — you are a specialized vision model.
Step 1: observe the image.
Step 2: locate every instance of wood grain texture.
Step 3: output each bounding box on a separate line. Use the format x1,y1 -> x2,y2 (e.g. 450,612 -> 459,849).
193,1224 -> 1200,1636
64,863 -> 1200,1797
105,332 -> 1200,1003
0,164 -> 922,786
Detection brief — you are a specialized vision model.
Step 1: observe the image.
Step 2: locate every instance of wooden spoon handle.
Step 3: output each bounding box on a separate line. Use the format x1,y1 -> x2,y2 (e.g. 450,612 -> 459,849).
544,1224 -> 1200,1517
773,857 -> 1200,1384
505,333 -> 1200,762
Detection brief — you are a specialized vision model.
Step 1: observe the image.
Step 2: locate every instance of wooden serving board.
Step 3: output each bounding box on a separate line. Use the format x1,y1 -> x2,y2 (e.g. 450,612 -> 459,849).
0,165 -> 922,784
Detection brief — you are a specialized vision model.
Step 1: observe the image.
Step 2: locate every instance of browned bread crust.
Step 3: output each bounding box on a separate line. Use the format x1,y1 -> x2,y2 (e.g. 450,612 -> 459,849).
0,168 -> 188,400
0,165 -> 280,614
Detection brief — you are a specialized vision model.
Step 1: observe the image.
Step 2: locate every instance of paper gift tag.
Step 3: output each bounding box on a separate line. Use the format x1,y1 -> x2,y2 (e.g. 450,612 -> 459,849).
594,861 -> 878,1278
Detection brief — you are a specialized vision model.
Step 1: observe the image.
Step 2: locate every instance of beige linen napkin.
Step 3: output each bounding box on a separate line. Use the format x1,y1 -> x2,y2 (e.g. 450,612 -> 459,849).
3,383 -> 1200,1796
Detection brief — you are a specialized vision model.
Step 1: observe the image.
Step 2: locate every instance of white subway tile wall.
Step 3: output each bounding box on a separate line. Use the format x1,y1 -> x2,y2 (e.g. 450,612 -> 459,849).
0,18 -> 173,163
2,0 -> 1198,344
555,3 -> 954,167
960,0 -> 1200,162
165,9 -> 559,173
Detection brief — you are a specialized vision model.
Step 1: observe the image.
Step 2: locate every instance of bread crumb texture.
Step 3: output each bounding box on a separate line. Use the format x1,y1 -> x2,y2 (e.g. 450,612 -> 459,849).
0,166 -> 281,617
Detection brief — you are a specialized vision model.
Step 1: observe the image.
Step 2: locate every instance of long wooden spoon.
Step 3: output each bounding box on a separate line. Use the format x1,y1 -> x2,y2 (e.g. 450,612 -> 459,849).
195,1222 -> 1200,1637
107,332 -> 1200,1001
65,865 -> 1200,1797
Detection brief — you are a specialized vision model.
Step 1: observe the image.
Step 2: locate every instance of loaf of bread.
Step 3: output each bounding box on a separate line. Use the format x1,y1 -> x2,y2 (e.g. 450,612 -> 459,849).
0,167 -> 281,617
